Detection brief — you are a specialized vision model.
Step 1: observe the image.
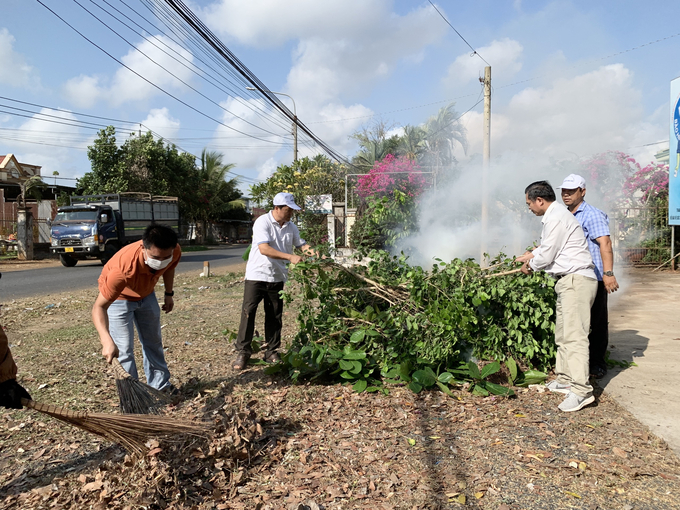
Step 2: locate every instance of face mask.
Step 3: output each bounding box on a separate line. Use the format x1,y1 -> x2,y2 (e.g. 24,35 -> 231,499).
145,250 -> 173,271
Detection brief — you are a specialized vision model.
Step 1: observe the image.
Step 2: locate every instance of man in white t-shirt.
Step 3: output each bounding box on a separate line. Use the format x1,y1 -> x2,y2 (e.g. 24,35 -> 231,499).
516,181 -> 598,413
232,193 -> 315,370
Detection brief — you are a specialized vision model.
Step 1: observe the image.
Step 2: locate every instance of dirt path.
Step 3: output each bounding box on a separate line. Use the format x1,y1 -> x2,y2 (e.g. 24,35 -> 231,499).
601,267 -> 680,457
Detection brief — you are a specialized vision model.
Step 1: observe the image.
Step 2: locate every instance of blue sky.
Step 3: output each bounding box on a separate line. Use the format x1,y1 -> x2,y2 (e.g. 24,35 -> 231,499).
1,0 -> 679,194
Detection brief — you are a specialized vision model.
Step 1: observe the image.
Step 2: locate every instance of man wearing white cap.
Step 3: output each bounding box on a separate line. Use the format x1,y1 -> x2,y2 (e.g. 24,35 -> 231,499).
232,192 -> 314,370
558,173 -> 619,379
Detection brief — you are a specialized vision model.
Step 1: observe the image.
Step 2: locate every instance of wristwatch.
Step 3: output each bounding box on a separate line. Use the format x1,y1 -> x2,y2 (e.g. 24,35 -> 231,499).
164,290 -> 174,297
603,271 -> 614,277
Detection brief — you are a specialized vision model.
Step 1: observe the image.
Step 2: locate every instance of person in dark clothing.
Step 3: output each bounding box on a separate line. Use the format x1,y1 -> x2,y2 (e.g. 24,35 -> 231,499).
0,273 -> 32,409
559,174 -> 619,379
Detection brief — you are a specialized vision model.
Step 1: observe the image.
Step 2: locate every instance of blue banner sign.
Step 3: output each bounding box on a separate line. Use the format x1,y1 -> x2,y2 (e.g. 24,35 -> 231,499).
670,77 -> 680,225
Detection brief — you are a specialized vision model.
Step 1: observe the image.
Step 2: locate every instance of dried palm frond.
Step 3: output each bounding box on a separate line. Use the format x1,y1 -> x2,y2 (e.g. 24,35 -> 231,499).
111,358 -> 171,414
21,398 -> 208,456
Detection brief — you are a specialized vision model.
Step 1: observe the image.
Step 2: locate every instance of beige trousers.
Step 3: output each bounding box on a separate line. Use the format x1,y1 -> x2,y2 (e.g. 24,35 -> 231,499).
554,274 -> 598,398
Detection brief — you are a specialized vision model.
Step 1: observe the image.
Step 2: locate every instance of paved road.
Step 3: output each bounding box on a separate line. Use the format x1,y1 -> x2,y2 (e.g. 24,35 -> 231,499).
0,245 -> 248,300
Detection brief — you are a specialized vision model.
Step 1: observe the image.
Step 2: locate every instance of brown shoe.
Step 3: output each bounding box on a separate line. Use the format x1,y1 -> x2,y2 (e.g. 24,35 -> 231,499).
263,352 -> 281,363
233,352 -> 250,371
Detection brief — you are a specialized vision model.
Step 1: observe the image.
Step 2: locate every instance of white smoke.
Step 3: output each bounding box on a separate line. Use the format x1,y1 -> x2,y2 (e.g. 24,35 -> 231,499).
396,152 -> 622,268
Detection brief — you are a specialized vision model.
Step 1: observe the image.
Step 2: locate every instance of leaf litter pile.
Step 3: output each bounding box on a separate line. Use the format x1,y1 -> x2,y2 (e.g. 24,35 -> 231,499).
1,270 -> 679,509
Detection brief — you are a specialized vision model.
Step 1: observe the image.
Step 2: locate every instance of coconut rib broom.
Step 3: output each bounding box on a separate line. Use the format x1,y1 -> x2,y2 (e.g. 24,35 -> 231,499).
20,398 -> 208,455
111,358 -> 172,415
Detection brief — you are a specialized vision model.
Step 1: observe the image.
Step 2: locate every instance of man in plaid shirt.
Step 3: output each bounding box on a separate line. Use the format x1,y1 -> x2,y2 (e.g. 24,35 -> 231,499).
558,174 -> 620,379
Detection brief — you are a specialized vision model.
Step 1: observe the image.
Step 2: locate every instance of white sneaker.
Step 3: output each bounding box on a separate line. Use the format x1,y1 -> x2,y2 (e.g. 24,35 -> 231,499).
545,380 -> 571,395
558,392 -> 595,412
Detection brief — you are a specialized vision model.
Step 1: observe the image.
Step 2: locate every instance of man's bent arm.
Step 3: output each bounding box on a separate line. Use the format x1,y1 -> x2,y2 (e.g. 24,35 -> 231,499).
92,293 -> 118,363
259,243 -> 295,261
596,235 -> 619,293
162,267 -> 175,293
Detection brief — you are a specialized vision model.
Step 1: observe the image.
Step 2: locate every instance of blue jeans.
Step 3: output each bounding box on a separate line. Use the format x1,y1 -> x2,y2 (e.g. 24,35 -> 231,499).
107,293 -> 171,390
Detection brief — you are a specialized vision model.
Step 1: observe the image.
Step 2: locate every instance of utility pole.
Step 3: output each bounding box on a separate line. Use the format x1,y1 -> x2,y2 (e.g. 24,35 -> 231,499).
480,66 -> 491,266
293,113 -> 298,163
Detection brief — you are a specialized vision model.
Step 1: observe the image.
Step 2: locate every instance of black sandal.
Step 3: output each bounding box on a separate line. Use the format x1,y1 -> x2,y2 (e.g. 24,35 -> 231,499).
233,352 -> 250,370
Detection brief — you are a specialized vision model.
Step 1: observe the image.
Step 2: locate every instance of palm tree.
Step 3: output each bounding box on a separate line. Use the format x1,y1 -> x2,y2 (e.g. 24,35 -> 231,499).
198,149 -> 244,221
423,103 -> 468,172
351,120 -> 402,170
17,175 -> 46,208
400,125 -> 427,162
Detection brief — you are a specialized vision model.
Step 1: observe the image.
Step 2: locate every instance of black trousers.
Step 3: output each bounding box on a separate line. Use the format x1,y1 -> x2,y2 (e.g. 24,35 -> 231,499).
235,280 -> 284,356
589,281 -> 609,370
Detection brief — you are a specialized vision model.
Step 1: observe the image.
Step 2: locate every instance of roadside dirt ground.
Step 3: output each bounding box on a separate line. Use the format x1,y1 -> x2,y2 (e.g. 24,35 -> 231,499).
1,267 -> 679,509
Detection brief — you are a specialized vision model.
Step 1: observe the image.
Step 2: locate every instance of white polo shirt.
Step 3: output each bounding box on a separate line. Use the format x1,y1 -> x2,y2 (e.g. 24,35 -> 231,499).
529,202 -> 596,280
245,211 -> 306,283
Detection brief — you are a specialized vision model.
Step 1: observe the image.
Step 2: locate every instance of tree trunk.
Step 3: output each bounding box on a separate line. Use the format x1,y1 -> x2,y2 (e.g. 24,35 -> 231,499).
17,208 -> 34,261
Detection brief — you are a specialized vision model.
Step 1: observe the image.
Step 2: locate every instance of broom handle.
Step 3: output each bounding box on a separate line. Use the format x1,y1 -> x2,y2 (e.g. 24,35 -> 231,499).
111,358 -> 132,379
21,398 -> 88,419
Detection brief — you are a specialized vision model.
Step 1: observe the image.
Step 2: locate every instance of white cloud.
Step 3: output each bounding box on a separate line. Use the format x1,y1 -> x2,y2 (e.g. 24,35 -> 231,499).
211,97 -> 288,171
61,35 -> 195,108
444,38 -> 523,87
257,157 -> 278,180
198,0 -> 398,48
453,64 -> 647,163
63,75 -> 102,109
141,108 -> 181,140
0,108 -> 92,179
0,28 -> 39,88
197,1 -> 446,170
284,5 -> 446,108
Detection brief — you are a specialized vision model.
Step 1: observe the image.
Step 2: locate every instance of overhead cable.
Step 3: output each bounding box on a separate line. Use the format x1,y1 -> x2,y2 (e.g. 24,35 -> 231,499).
427,0 -> 490,66
36,0 -> 289,147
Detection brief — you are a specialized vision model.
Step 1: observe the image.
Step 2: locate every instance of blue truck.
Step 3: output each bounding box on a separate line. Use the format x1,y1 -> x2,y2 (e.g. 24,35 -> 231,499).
50,193 -> 179,267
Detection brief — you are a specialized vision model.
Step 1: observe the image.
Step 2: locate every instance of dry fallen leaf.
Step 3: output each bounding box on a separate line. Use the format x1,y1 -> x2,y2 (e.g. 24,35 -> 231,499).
613,447 -> 628,459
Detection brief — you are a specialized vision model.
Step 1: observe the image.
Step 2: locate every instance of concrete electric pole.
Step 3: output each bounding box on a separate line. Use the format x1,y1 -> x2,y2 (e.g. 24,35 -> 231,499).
480,66 -> 491,265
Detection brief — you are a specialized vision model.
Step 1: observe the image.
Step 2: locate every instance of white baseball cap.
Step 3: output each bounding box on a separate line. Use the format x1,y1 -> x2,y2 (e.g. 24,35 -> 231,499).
557,174 -> 586,190
273,192 -> 301,210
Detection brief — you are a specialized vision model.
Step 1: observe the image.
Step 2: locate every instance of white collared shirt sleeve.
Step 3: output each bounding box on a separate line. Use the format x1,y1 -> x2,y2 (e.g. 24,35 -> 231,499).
529,219 -> 565,271
252,215 -> 273,246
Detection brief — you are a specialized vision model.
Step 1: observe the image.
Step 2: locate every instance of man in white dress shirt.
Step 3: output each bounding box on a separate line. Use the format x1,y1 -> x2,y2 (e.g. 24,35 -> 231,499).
232,192 -> 315,370
516,181 -> 598,412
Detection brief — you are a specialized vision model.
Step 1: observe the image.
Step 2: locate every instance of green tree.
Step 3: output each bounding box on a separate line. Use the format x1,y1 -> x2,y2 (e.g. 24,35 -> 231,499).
250,155 -> 348,247
79,127 -> 202,220
399,125 -> 427,162
351,120 -> 402,171
197,149 -> 245,221
250,155 -> 347,209
17,175 -> 47,208
421,103 -> 468,172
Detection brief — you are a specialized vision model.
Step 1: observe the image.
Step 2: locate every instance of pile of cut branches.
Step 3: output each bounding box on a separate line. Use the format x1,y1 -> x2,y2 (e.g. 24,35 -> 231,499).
269,250 -> 554,395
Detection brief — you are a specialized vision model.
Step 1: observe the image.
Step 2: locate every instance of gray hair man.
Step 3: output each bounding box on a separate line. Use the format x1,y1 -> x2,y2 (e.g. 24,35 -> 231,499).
516,181 -> 598,412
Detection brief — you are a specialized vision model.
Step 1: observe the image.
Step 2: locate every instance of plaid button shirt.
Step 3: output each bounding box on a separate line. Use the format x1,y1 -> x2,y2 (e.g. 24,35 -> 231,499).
573,201 -> 610,281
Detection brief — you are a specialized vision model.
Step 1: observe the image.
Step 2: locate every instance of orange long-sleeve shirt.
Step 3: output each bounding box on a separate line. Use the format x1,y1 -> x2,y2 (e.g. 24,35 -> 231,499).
0,324 -> 17,383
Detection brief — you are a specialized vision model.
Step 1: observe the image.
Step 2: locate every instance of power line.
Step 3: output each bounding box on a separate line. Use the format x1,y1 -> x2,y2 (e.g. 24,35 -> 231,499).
36,0 -> 288,147
161,0 -> 351,167
427,0 -> 490,66
112,0 -> 295,134
74,0 -> 291,138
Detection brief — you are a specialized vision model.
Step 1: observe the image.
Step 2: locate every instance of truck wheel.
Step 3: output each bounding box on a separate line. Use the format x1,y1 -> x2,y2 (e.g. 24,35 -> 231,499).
100,243 -> 119,265
59,254 -> 78,267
